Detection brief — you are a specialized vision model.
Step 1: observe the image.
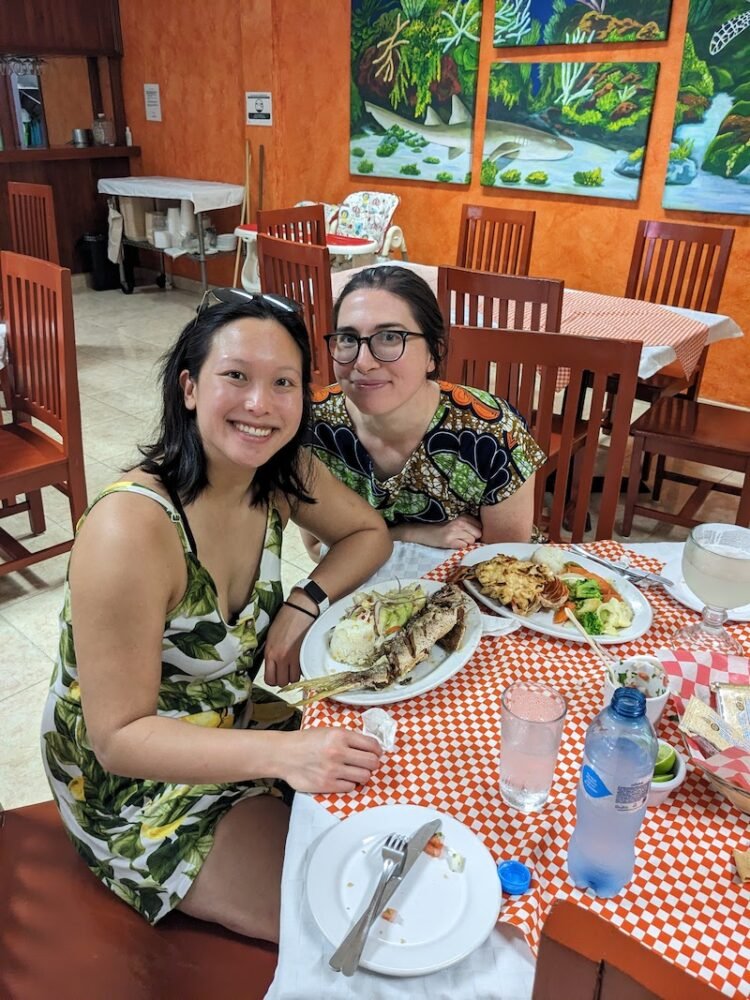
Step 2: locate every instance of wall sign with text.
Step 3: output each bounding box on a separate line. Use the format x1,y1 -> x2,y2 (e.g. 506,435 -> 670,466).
246,92 -> 272,126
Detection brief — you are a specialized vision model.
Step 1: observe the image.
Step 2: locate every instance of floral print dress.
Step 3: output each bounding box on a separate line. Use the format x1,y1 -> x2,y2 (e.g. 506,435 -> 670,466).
309,381 -> 546,525
40,482 -> 298,924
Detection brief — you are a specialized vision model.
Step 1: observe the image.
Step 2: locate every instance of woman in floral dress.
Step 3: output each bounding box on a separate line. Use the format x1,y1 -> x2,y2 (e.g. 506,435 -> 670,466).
303,265 -> 545,560
41,296 -> 391,940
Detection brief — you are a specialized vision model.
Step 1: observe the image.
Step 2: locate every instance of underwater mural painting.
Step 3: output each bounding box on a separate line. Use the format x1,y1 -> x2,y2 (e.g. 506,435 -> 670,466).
493,0 -> 671,47
481,60 -> 658,200
350,0 -> 484,185
662,0 -> 750,215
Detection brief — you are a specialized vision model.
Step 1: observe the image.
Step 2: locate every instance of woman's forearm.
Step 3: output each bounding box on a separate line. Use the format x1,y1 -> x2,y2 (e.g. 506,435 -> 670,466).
311,526 -> 392,600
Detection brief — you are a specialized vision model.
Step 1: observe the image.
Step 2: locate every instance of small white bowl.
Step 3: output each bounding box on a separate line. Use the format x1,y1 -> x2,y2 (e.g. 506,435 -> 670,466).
647,742 -> 687,807
602,655 -> 671,729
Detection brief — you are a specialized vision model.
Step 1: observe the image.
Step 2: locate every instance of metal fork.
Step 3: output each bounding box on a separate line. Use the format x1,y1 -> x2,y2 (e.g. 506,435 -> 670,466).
568,544 -> 674,588
329,832 -> 408,976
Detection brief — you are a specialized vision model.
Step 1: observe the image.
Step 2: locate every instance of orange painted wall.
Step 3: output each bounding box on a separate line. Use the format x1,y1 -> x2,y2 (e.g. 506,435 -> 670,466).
119,0 -> 749,405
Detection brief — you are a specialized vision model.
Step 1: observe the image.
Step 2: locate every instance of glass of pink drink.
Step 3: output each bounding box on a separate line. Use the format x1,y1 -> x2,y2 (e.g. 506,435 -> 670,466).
500,680 -> 567,813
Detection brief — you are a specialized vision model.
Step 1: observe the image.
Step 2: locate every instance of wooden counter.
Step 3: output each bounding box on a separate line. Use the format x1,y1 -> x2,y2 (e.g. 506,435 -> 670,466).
0,146 -> 140,163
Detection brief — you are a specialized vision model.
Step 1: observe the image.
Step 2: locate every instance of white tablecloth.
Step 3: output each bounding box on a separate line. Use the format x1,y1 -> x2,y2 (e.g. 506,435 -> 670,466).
330,263 -> 743,382
265,542 -> 682,1000
97,176 -> 244,214
0,322 -> 6,371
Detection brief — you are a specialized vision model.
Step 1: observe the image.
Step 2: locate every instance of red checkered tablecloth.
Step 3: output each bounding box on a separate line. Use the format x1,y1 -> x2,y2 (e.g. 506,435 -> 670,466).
303,543 -> 750,998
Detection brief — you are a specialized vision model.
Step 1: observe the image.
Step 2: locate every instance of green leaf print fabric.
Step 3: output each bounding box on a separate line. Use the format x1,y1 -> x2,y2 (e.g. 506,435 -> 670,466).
40,482 -> 299,925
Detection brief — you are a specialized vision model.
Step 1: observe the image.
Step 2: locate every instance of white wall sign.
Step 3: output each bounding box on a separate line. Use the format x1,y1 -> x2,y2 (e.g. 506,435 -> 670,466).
246,91 -> 272,126
144,83 -> 162,122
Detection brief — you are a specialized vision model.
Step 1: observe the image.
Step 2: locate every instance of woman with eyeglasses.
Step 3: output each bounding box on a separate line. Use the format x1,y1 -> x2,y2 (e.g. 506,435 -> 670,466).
302,266 -> 545,561
40,295 -> 390,941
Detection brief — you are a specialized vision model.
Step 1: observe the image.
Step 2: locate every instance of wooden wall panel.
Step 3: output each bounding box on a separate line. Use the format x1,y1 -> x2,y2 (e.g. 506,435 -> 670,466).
0,0 -> 122,56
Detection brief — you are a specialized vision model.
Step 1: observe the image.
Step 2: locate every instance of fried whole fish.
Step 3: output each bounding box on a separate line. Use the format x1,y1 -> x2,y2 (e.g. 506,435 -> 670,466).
283,584 -> 468,704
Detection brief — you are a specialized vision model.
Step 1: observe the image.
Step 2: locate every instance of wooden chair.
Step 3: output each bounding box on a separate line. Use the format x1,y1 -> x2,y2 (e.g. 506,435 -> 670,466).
533,900 -> 723,999
0,251 -> 87,576
257,233 -> 334,385
447,326 -> 641,541
257,203 -> 327,246
438,266 -> 563,385
456,205 -> 535,276
8,181 -> 60,264
0,800 -> 278,1000
622,395 -> 750,534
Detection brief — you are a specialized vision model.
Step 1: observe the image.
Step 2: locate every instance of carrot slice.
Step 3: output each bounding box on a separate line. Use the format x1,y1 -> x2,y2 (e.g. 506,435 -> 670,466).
564,564 -> 617,600
553,601 -> 576,624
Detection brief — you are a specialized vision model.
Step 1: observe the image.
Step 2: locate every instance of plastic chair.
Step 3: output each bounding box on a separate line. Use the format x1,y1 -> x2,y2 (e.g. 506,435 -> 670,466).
7,180 -> 60,264
331,191 -> 407,260
456,205 -> 535,276
447,325 -> 641,541
0,251 -> 87,576
0,800 -> 278,1000
257,233 -> 334,386
533,899 -> 723,999
294,200 -> 339,233
257,203 -> 327,246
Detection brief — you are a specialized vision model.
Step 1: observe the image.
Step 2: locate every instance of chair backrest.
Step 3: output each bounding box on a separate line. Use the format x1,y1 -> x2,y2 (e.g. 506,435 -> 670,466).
257,203 -> 327,246
7,181 -> 60,264
533,900 -> 723,999
438,266 -> 564,385
1,250 -> 81,447
257,233 -> 334,385
626,219 -> 734,313
456,204 -> 535,276
294,200 -> 339,232
335,191 -> 399,253
447,325 -> 641,541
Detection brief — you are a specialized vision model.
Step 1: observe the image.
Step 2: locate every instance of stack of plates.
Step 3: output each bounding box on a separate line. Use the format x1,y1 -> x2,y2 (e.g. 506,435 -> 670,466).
216,233 -> 237,252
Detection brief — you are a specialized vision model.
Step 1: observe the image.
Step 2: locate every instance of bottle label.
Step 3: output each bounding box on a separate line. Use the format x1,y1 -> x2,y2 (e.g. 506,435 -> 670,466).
614,779 -> 650,812
582,764 -> 611,798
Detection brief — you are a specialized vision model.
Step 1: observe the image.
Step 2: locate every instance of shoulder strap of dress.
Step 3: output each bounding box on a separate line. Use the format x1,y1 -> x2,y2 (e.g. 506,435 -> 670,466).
81,481 -> 193,554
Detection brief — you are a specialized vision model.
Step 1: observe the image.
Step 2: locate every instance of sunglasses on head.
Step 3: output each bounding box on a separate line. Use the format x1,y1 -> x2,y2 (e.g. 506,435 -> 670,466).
193,287 -> 302,328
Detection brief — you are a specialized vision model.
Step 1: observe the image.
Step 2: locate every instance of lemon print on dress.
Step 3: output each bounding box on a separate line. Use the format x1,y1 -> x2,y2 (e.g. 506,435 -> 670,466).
140,815 -> 187,841
68,775 -> 85,801
181,709 -> 234,728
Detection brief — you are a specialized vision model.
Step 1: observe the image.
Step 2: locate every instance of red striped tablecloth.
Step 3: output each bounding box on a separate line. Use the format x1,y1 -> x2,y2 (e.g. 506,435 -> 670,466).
303,542 -> 750,998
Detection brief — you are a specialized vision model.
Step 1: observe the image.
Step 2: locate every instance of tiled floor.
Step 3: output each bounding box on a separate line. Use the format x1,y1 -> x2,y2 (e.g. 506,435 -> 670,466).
1,284 -> 744,811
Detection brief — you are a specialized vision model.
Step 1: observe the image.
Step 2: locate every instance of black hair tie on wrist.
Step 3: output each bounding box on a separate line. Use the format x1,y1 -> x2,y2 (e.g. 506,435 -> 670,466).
283,600 -> 318,620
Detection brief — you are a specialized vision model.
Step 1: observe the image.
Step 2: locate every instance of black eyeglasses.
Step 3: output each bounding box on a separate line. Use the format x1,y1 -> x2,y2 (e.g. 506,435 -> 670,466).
325,329 -> 425,364
193,287 -> 301,327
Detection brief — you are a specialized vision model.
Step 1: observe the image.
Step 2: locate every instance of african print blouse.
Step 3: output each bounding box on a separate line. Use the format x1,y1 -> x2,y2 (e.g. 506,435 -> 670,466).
308,381 -> 546,525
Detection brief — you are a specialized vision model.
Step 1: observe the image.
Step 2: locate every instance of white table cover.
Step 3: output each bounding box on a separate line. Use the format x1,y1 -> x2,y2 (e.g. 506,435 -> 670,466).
97,176 -> 244,215
265,542 -> 682,1000
0,322 -> 6,371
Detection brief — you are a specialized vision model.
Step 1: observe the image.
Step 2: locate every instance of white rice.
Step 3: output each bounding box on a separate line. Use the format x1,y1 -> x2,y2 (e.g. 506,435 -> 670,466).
329,618 -> 376,666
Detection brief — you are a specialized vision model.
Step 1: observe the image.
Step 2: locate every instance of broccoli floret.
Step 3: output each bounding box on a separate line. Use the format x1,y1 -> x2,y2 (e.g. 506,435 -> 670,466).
574,579 -> 601,600
576,610 -> 603,635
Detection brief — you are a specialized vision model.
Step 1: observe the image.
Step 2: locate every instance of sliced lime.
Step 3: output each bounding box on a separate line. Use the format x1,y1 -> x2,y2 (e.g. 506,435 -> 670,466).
653,743 -> 676,775
652,772 -> 676,784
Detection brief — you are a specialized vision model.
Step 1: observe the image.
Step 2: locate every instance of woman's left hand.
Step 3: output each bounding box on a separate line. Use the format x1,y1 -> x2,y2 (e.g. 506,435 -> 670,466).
263,603 -> 314,687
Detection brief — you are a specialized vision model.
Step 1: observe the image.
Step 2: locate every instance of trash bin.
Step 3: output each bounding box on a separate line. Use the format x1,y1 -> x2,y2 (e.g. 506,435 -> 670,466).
78,232 -> 123,291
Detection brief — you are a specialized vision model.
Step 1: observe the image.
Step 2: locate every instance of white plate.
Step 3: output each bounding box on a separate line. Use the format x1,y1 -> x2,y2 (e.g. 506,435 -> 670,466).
461,544 -> 652,645
662,555 -> 750,622
299,579 -> 482,706
306,804 -> 501,977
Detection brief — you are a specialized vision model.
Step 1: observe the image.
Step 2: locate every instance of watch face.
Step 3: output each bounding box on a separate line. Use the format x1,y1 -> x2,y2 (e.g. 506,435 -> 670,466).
305,580 -> 327,605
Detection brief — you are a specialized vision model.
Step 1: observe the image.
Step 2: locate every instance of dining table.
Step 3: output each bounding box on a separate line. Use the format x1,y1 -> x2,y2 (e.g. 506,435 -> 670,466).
330,262 -> 744,386
265,540 -> 750,1000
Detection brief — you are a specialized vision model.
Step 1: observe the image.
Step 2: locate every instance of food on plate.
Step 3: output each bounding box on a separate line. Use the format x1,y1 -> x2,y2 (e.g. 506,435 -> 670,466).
447,847 -> 466,873
381,907 -> 402,924
465,549 -> 633,636
423,832 -> 445,858
329,582 -> 427,665
608,657 -> 668,698
282,584 -> 469,704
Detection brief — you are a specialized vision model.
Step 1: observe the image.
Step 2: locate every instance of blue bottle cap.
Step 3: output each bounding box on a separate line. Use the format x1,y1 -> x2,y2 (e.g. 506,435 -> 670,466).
497,860 -> 531,895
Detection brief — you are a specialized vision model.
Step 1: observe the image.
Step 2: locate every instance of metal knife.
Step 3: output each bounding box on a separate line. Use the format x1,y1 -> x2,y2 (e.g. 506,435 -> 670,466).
329,818 -> 442,975
568,544 -> 674,588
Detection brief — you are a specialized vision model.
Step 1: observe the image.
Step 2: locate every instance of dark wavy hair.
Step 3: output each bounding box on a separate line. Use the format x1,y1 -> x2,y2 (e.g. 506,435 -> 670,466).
332,265 -> 446,377
139,298 -> 314,507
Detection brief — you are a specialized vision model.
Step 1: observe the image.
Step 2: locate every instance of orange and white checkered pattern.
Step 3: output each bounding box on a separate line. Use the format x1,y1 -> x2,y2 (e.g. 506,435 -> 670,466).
304,543 -> 750,998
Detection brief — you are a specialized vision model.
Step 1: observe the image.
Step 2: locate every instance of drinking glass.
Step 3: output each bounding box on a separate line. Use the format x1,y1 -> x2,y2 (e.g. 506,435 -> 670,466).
672,523 -> 750,655
500,680 -> 567,813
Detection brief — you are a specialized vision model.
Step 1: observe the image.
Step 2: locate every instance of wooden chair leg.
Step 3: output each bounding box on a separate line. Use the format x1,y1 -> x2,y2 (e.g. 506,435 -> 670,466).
641,449 -> 653,483
651,454 -> 667,502
622,434 -> 645,536
27,490 -> 46,534
737,461 -> 750,528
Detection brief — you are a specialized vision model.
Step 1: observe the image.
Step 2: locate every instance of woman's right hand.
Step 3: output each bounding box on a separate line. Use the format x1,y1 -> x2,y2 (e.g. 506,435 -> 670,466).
282,728 -> 383,794
391,515 -> 482,549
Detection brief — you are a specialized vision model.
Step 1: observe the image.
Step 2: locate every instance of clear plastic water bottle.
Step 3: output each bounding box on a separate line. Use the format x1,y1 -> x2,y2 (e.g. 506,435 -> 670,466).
567,687 -> 657,897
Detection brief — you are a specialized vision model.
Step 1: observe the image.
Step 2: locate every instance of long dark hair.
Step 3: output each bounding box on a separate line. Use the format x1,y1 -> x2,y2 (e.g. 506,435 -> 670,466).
139,298 -> 314,507
333,265 -> 446,376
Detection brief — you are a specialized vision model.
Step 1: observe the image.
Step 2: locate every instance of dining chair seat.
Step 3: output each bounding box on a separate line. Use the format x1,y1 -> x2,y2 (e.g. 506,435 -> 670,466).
622,395 -> 750,533
0,423 -> 68,486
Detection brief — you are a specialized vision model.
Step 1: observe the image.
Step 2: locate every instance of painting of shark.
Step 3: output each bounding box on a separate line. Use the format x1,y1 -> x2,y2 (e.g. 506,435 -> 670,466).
365,97 -> 573,163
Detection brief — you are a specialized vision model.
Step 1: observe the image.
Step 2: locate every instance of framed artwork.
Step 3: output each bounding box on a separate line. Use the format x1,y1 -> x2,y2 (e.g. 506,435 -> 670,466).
663,0 -> 750,215
493,1 -> 672,48
350,0 -> 484,185
481,60 -> 659,200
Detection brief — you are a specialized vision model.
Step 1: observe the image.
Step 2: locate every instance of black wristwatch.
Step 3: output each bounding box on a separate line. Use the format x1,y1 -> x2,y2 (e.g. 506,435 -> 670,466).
292,578 -> 330,613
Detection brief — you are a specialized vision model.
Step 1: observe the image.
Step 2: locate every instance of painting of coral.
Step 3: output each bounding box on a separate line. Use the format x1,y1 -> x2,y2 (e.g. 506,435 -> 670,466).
350,0 -> 483,185
493,0 -> 671,47
481,60 -> 658,200
663,0 -> 750,214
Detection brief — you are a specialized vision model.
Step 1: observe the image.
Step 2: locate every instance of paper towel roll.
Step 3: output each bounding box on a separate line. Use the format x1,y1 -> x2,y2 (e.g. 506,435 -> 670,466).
167,206 -> 181,243
179,199 -> 196,236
